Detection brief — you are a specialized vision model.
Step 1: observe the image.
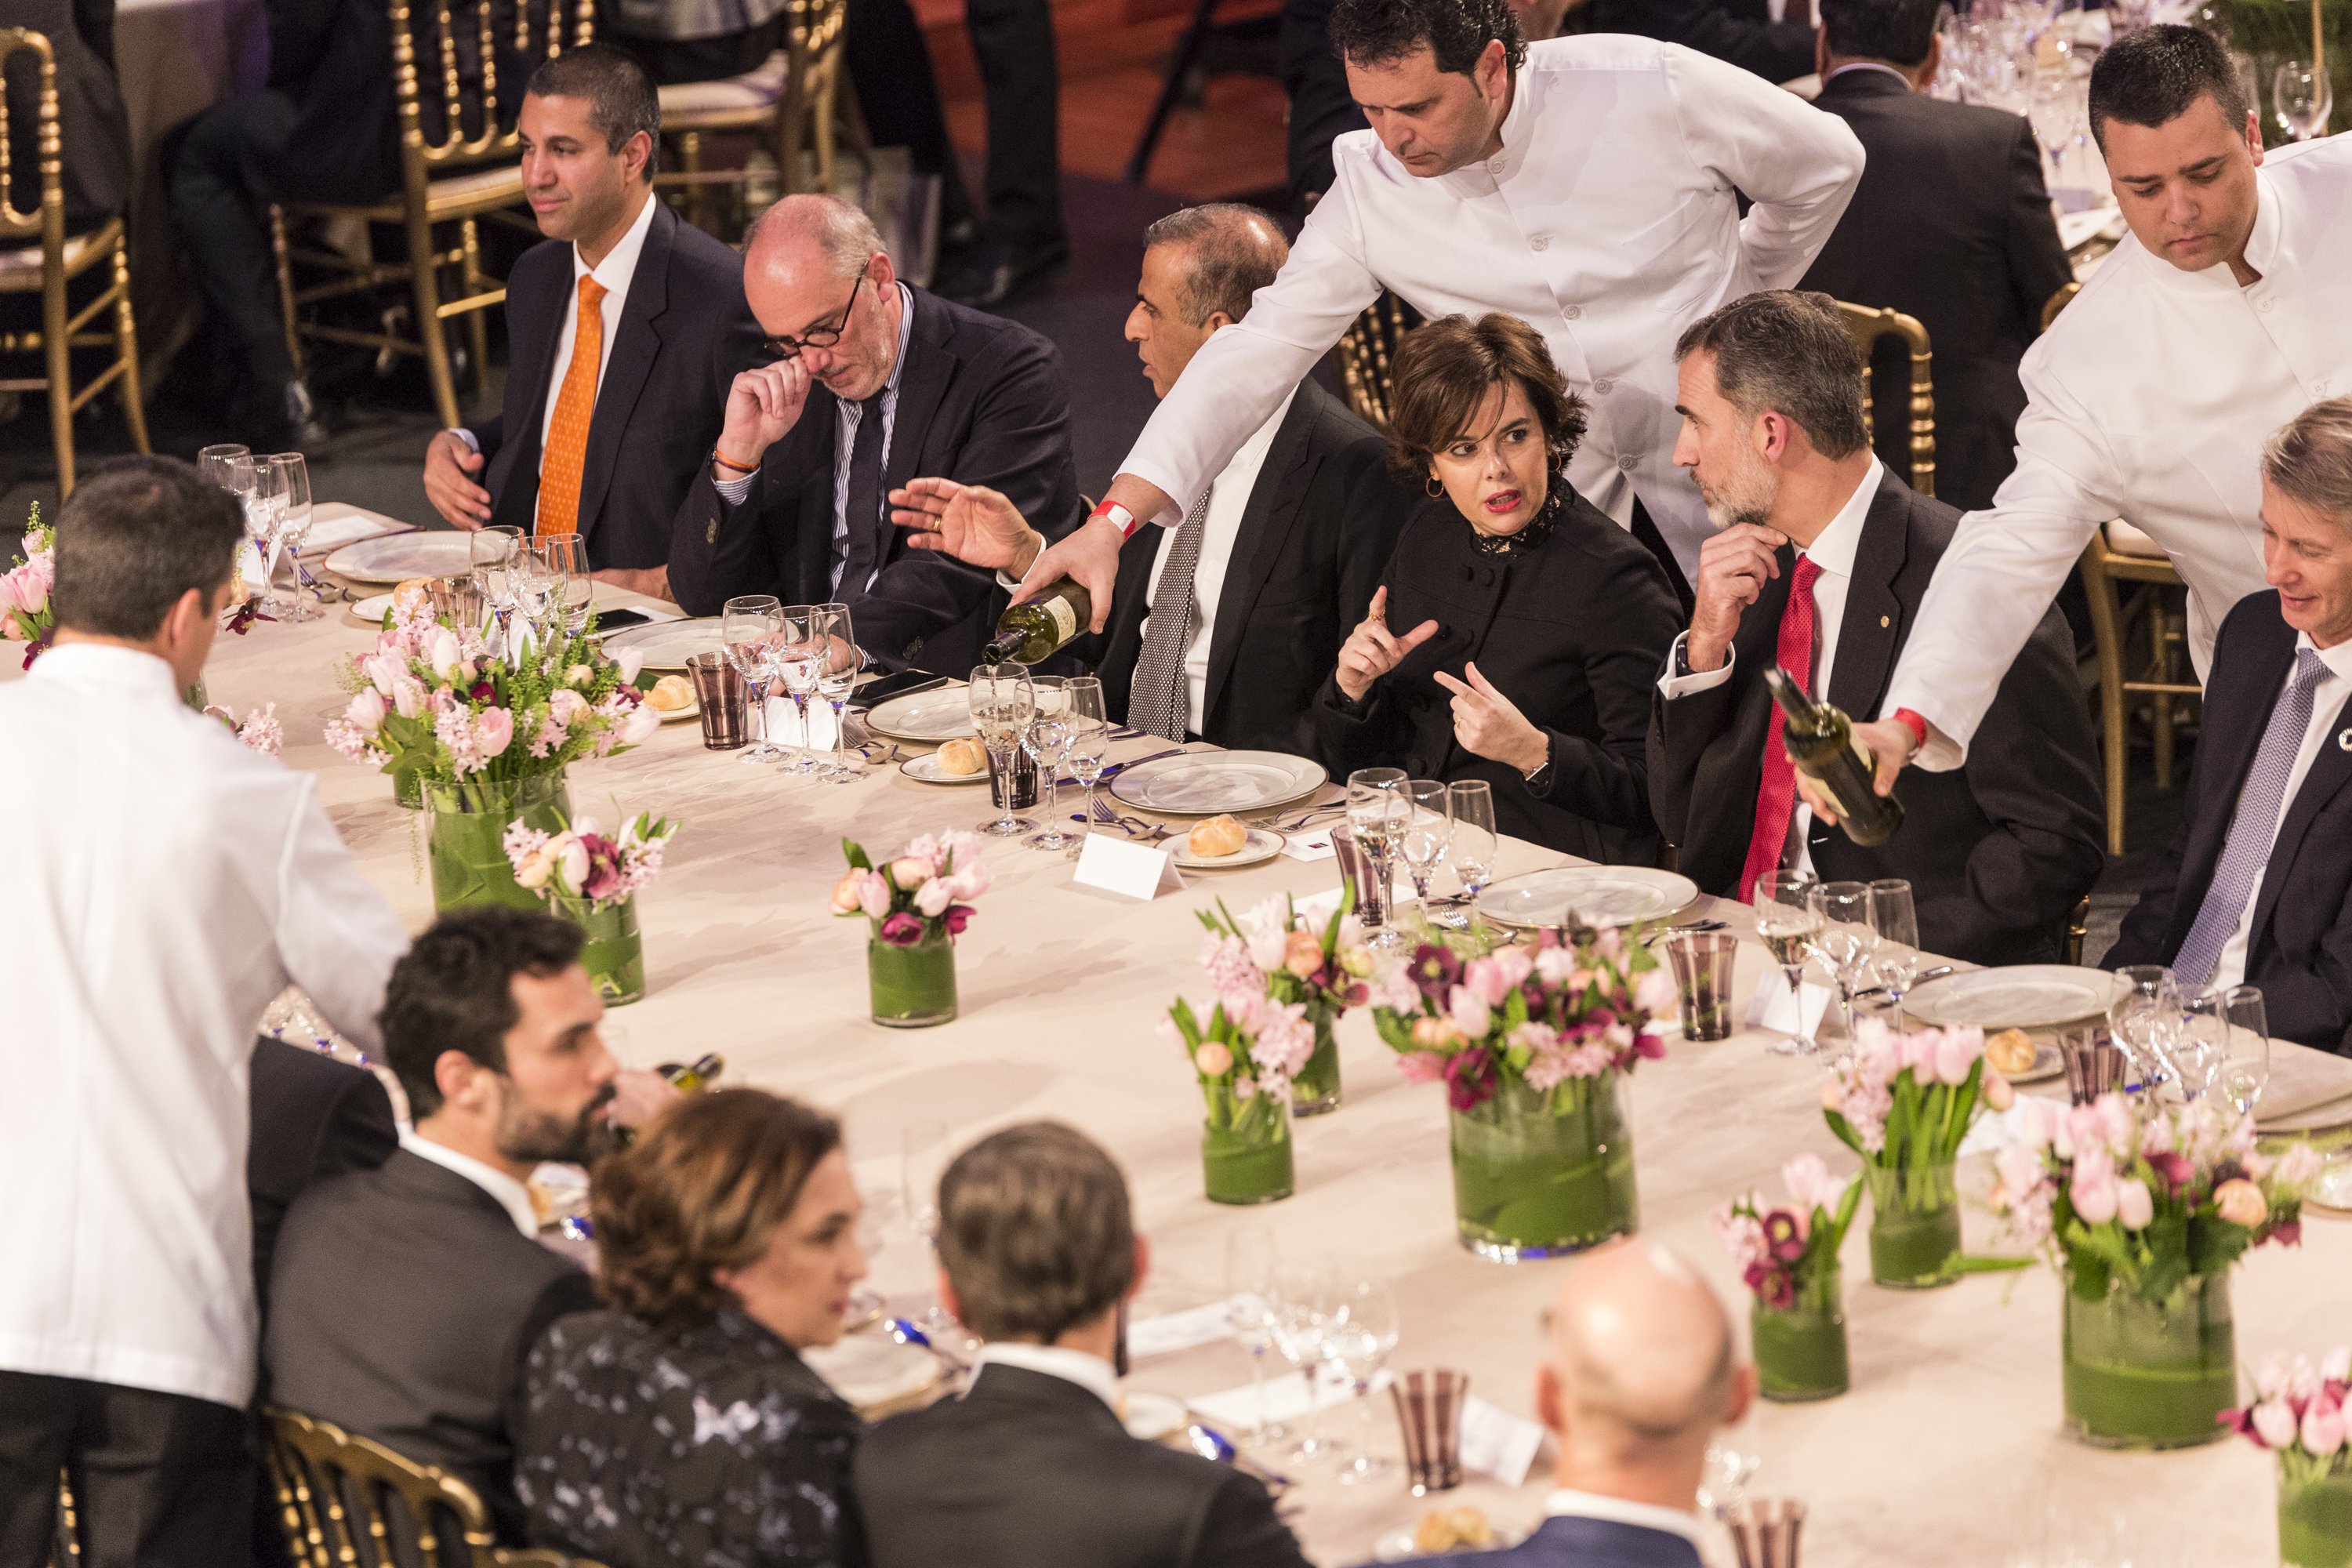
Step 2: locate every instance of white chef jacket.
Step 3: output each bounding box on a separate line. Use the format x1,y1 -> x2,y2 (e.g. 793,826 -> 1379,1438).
0,644 -> 408,1409
2211,632 -> 2352,989
1116,34 -> 1864,579
1885,134 -> 2352,766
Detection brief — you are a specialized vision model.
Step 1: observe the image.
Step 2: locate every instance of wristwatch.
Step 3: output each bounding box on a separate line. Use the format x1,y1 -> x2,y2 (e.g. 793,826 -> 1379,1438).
1522,735 -> 1556,793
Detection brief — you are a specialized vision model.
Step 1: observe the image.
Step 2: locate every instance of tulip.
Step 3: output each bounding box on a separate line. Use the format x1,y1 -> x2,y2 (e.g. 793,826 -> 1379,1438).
857,871 -> 891,920
890,855 -> 936,890
1194,1040 -> 1234,1076
1448,984 -> 1491,1039
474,706 -> 514,757
1980,1072 -> 2015,1112
2252,1398 -> 2300,1450
1396,1051 -> 1447,1084
2114,1176 -> 2154,1231
1820,1080 -> 1845,1112
2070,1165 -> 2119,1226
829,869 -> 869,915
1490,946 -> 1535,989
2,560 -> 49,617
1283,927 -> 1324,979
2214,1178 -> 2269,1229
1993,1142 -> 2045,1209
1410,1015 -> 1465,1051
913,877 -> 953,916
345,688 -> 387,735
943,862 -> 992,902
429,629 -> 463,681
2306,1400 -> 2348,1457
618,704 -> 660,746
1782,1152 -> 1831,1214
549,834 -> 586,894
361,651 -> 401,695
1935,1029 -> 1982,1086
613,647 -> 644,684
2324,1347 -> 2352,1386
1633,967 -> 1678,1018
1462,956 -> 1512,1008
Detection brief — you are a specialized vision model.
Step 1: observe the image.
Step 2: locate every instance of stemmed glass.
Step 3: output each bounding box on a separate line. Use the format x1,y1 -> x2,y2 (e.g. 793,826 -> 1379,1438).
1755,872 -> 1822,1057
1396,779 -> 1453,926
1346,768 -> 1408,949
1061,677 -> 1111,841
263,454 -> 320,620
1325,1277 -> 1400,1486
533,532 -> 592,639
471,527 -> 522,654
812,602 -> 862,781
1442,779 -> 1497,928
969,663 -> 1037,837
2214,985 -> 2270,1116
776,604 -> 825,773
900,1120 -> 954,1334
236,455 -> 285,615
1223,1225 -> 1286,1444
2275,61 -> 2334,141
1867,879 -> 1922,1024
1023,676 -> 1076,851
198,442 -> 250,489
1807,880 -> 1878,1043
1269,1269 -> 1345,1465
2108,965 -> 2181,1093
723,595 -> 786,764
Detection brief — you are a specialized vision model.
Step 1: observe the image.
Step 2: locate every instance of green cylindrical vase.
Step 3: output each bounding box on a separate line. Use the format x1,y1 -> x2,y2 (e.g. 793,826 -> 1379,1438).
1291,1020 -> 1341,1117
1867,1160 -> 1961,1289
2281,1468 -> 2352,1568
1203,1098 -> 1294,1205
576,898 -> 644,1005
2061,1270 -> 2234,1450
1448,1074 -> 1638,1262
423,773 -> 571,913
868,930 -> 957,1027
1752,1266 -> 1849,1403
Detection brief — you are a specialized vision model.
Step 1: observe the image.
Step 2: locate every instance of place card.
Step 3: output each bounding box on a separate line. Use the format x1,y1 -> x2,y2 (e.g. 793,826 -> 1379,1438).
1126,1298 -> 1240,1360
1073,833 -> 1184,901
1748,971 -> 1831,1040
1280,830 -> 1338,862
1457,1395 -> 1546,1487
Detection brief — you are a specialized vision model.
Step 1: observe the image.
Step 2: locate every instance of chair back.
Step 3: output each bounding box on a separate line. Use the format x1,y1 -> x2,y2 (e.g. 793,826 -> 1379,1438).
0,30 -> 65,256
264,1405 -> 500,1568
391,0 -> 593,176
1334,292 -> 1419,430
2042,280 -> 2080,332
1834,299 -> 1935,499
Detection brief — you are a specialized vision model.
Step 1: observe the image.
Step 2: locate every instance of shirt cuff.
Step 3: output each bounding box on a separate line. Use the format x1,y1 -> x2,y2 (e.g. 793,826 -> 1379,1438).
448,427 -> 480,456
713,469 -> 756,506
1880,687 -> 1965,771
1114,463 -> 1190,529
1657,633 -> 1736,700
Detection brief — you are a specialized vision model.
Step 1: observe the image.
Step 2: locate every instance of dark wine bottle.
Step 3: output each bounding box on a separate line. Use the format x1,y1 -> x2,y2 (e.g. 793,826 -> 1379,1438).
1762,665 -> 1904,848
982,578 -> 1092,665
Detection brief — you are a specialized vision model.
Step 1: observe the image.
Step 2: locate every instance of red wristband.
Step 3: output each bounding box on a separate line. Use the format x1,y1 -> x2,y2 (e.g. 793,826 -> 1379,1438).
1091,499 -> 1140,539
1891,707 -> 1928,753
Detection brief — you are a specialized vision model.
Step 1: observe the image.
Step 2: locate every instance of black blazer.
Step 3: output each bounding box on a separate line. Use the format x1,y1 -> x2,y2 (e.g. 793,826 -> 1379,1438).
854,1363 -> 1308,1568
246,1039 -> 396,1321
1798,68 -> 2074,512
1384,1512 -> 1705,1568
667,285 -> 1082,674
262,1149 -> 600,1541
1647,466 -> 2103,964
1315,490 -> 1682,864
472,200 -> 764,571
1093,380 -> 1426,760
2108,593 -> 2352,1054
1581,0 -> 1816,84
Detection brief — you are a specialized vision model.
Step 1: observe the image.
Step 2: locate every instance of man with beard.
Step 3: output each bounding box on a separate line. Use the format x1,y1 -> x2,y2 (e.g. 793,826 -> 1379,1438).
1646,291 -> 2100,965
262,909 -> 672,1541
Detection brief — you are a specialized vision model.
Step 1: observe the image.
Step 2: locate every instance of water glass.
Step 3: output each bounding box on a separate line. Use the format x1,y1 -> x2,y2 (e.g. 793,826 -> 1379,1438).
198,443 -> 251,490
1866,879 -> 1922,1020
1665,931 -> 1740,1042
532,532 -> 592,638
1062,678 -> 1111,839
1023,675 -> 1076,851
1808,881 -> 1877,1043
775,604 -> 825,772
1755,872 -> 1822,1057
1223,1225 -> 1285,1443
471,526 -> 522,651
2107,964 -> 2181,1092
263,454 -> 320,620
1346,768 -> 1408,949
970,664 -> 1037,836
1269,1269 -> 1345,1465
2190,984 -> 2269,1116
1330,825 -> 1388,931
1327,1277 -> 1400,1485
1444,779 -> 1496,927
812,602 -> 861,781
685,651 -> 746,749
2275,60 -> 2334,141
1396,779 -> 1453,925
723,594 -> 785,764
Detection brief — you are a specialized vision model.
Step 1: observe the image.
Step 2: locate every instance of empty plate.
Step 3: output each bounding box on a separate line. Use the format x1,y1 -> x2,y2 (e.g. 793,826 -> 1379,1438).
323,530 -> 469,583
1172,826 -> 1284,870
1903,966 -> 2128,1031
867,687 -> 978,742
599,617 -> 726,670
800,1334 -> 942,1417
1109,750 -> 1327,815
901,752 -> 989,786
1475,866 -> 1698,929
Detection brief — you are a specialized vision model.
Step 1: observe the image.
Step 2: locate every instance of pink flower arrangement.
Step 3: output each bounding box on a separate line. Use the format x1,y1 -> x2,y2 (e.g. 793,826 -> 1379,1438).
1370,924 -> 1670,1112
1715,1153 -> 1864,1309
1195,891 -> 1377,1038
1822,1019 -> 2002,1171
202,700 -> 284,757
833,832 -> 989,947
503,811 -> 677,916
1980,1090 -> 2321,1304
2226,1348 -> 2352,1480
0,503 -> 54,667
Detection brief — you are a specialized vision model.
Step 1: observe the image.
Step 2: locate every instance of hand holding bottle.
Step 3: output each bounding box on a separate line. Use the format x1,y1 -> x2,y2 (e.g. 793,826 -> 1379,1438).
890,476 -> 1042,575
1794,715 -> 1916,829
1335,586 -> 1440,702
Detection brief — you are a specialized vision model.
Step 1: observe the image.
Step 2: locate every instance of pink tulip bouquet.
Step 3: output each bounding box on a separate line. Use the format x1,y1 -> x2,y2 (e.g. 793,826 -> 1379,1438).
504,812 -> 677,917
2227,1346 -> 2352,1564
0,503 -> 54,668
1192,891 -> 1374,1112
831,832 -> 991,947
1715,1154 -> 1864,1311
1824,1019 -> 2009,1287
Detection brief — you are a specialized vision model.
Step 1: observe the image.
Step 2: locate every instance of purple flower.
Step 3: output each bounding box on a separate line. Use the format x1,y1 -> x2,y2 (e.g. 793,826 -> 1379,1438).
2147,1150 -> 2194,1196
879,912 -> 926,946
1409,943 -> 1462,1002
1444,1046 -> 1495,1112
942,904 -> 974,936
1762,1208 -> 1808,1263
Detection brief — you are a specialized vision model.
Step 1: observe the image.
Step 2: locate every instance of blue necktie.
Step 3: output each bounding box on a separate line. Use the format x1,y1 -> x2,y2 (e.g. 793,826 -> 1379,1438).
2172,648 -> 2328,986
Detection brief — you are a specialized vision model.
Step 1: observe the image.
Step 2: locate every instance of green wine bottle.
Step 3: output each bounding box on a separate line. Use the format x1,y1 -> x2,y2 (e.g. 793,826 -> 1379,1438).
659,1052 -> 726,1092
983,578 -> 1092,665
1762,665 -> 1904,848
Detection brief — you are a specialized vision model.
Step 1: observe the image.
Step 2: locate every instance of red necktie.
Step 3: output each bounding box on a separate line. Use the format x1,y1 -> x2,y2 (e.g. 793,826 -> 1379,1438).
1739,554 -> 1824,901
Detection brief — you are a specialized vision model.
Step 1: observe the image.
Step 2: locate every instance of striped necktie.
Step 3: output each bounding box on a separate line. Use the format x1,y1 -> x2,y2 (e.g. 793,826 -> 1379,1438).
1130,485 -> 1213,743
535,273 -> 608,536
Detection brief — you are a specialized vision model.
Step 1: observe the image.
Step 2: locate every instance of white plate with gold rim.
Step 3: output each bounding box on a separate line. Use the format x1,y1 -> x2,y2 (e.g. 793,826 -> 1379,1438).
1172,826 -> 1284,870
1474,866 -> 1697,930
901,752 -> 989,785
599,616 -> 726,670
1109,750 -> 1326,816
867,687 -> 978,742
323,530 -> 466,583
1903,966 -> 2127,1031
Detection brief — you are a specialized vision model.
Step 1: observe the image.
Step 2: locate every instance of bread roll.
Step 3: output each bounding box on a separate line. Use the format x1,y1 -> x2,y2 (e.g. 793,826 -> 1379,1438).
1986,1027 -> 2036,1076
937,737 -> 989,775
647,674 -> 695,713
1187,814 -> 1247,858
390,577 -> 436,617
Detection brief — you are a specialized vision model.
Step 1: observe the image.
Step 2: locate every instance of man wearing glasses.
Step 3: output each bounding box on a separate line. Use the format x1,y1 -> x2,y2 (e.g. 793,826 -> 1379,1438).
665,193 -> 1083,674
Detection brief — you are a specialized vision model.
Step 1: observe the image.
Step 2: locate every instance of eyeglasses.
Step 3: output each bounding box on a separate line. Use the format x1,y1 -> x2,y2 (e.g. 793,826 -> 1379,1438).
763,270 -> 864,361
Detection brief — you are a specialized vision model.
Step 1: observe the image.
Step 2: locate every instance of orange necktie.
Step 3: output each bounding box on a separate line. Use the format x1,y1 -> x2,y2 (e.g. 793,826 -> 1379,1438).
536,273 -> 608,536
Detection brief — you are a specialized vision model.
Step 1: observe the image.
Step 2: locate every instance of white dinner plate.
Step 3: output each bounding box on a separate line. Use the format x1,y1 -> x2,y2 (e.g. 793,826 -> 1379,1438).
323,530 -> 468,583
1109,750 -> 1327,816
350,592 -> 396,623
867,688 -> 978,742
1373,1523 -> 1523,1561
800,1334 -> 942,1416
1172,826 -> 1284,870
1474,866 -> 1698,930
599,617 -> 726,670
901,752 -> 989,786
1903,965 -> 2129,1031
2010,1039 -> 2066,1085
1121,1391 -> 1190,1444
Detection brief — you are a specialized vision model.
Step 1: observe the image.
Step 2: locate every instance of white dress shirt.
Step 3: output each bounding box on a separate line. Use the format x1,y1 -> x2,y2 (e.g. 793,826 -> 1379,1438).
397,1128 -> 540,1239
1658,457 -> 1882,876
713,281 -> 917,599
0,644 -> 408,1409
1541,1487 -> 1709,1548
1885,134 -> 2352,767
1141,389 -> 1295,735
2210,632 -> 2352,989
968,1341 -> 1121,1412
1116,34 -> 1863,578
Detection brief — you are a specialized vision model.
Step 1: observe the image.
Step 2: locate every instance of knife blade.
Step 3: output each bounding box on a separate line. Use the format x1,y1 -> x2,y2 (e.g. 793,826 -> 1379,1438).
1051,746 -> 1187,790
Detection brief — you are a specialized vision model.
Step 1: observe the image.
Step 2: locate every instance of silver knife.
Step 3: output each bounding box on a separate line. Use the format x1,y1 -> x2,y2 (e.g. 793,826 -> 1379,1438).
1052,746 -> 1187,790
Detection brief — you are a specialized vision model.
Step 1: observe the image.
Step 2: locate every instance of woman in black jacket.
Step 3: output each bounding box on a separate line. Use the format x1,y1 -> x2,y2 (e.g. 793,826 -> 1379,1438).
1317,312 -> 1679,864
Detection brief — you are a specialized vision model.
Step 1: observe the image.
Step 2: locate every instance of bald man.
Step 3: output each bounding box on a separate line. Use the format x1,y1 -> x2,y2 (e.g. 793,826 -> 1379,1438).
663,194 -> 1082,674
1386,1240 -> 1754,1567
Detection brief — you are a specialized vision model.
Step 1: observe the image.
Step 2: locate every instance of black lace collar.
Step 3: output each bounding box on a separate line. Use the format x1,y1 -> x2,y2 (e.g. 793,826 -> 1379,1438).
1465,483 -> 1566,557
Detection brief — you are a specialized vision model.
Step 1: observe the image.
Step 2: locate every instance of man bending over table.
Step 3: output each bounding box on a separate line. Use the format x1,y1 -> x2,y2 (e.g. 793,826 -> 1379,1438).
665,193 -> 1083,674
1647,291 -> 2103,965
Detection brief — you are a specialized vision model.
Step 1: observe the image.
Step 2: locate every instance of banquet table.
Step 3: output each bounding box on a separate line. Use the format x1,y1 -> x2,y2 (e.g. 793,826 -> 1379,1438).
30,532 -> 2352,1568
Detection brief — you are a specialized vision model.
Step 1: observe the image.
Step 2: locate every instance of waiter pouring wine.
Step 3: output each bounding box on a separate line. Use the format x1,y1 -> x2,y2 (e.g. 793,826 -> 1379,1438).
955,0 -> 1864,652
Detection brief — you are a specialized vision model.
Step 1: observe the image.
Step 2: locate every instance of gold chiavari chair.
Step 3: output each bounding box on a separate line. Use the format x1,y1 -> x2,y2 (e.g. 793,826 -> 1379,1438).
269,0 -> 592,430
1334,291 -> 1419,431
264,1406 -> 608,1568
0,27 -> 149,496
1833,299 -> 1934,499
655,0 -> 850,234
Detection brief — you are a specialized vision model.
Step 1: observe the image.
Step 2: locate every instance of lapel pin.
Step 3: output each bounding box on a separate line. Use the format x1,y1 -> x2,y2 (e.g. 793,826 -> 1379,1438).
1879,615 -> 1890,629
2338,728 -> 2352,752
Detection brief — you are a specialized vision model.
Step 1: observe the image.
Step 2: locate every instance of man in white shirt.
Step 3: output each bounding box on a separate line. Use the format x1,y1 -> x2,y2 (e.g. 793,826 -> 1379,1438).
0,458 -> 408,1567
1395,1240 -> 1754,1567
1002,0 -> 1864,629
2107,401 -> 2352,1053
421,45 -> 764,593
1811,26 -> 2352,811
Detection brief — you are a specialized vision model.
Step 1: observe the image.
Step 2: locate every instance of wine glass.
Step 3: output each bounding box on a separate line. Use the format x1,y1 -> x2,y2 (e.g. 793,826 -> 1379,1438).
1325,1277 -> 1400,1485
262,454 -> 320,620
1269,1268 -> 1345,1464
533,532 -> 592,640
470,526 -> 521,652
2177,990 -> 2232,1102
2030,66 -> 2084,187
1866,879 -> 1923,1024
198,443 -> 251,490
1755,871 -> 1823,1057
723,594 -> 786,764
1443,779 -> 1497,928
900,1120 -> 953,1333
2275,61 -> 2334,141
1395,779 -> 1453,926
1062,677 -> 1111,842
238,456 -> 286,615
2107,965 -> 2181,1094
1808,882 -> 1877,1044
1346,768 -> 1408,949
812,602 -> 862,782
505,542 -> 561,648
1023,677 -> 1079,851
2215,984 -> 2270,1116
1223,1225 -> 1286,1444
969,663 -> 1037,836
775,604 -> 825,773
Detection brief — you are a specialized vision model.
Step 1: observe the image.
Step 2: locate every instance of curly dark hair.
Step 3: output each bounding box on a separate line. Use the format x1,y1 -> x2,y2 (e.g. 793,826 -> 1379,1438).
1384,312 -> 1587,491
591,1089 -> 842,1330
1328,0 -> 1526,77
2088,23 -> 2247,150
380,908 -> 583,1120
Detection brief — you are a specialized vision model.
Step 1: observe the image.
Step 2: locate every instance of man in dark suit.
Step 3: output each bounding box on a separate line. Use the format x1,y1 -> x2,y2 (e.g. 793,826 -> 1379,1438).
668,192 -> 1081,673
246,1039 -> 397,1321
855,1123 -> 1309,1568
1581,0 -> 1815,84
1795,0 -> 2073,512
423,46 -> 764,591
1648,291 -> 2102,964
890,204 -> 1424,758
2108,401 -> 2352,1054
263,909 -> 617,1542
1386,1240 -> 1753,1568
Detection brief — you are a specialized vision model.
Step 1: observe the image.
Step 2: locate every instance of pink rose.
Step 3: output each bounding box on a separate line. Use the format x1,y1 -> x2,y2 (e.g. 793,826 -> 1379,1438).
2253,1398 -> 2300,1450
474,707 -> 514,757
1194,1040 -> 1233,1076
2114,1176 -> 2154,1231
345,688 -> 387,735
2214,1178 -> 2269,1229
1448,984 -> 1491,1039
2304,1399 -> 2347,1457
857,870 -> 891,920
